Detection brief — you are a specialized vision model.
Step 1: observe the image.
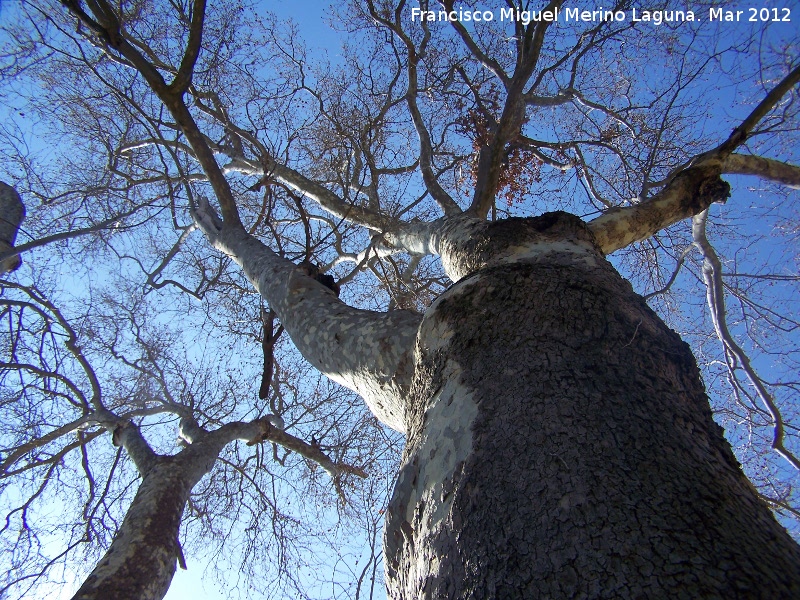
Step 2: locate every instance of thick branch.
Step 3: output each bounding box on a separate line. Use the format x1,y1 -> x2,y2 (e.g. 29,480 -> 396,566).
469,0 -> 564,216
168,0 -> 206,95
258,307 -> 283,400
111,421 -> 158,475
589,65 -> 800,253
723,154 -> 800,189
191,204 -> 420,432
588,163 -> 730,254
62,0 -> 244,230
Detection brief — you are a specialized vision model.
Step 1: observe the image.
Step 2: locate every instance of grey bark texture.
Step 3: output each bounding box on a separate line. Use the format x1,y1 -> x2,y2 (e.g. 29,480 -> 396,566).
0,181 -> 25,273
206,223 -> 421,432
71,422 -> 257,600
71,457 -> 192,600
384,212 -> 800,599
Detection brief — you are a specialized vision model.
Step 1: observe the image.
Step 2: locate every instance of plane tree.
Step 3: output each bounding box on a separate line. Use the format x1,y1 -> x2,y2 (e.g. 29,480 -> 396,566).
1,0 -> 800,598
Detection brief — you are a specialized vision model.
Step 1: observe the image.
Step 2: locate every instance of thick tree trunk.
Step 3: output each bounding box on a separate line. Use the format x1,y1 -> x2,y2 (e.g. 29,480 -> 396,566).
0,181 -> 25,273
385,213 -> 800,599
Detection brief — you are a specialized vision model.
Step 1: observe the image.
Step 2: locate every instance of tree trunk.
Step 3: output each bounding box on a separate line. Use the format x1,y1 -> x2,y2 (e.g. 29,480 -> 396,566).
72,457 -> 191,600
71,420 -> 263,600
384,213 -> 800,599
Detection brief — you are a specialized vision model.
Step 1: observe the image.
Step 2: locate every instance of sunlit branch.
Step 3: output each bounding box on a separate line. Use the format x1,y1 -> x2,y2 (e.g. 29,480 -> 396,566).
111,421 -> 158,475
723,154 -> 800,189
692,209 -> 800,471
249,417 -> 368,498
588,163 -> 730,254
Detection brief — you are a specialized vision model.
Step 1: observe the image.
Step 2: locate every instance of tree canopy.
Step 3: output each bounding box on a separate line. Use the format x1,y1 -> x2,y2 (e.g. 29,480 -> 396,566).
0,1 -> 798,598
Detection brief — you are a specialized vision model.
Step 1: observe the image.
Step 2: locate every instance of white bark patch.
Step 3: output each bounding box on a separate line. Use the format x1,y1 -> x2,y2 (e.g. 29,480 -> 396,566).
432,214 -> 602,282
387,281 -> 480,595
395,369 -> 478,595
479,239 -> 600,276
402,371 -> 477,527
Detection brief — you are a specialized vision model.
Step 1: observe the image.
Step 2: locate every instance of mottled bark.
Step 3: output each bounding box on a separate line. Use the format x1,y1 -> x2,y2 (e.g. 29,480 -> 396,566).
723,153 -> 800,189
588,165 -> 730,254
72,458 -> 193,600
203,222 -> 421,432
385,213 -> 800,599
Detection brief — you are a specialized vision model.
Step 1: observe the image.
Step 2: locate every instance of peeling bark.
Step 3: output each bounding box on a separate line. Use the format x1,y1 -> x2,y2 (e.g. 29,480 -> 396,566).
588,165 -> 730,254
385,213 -> 800,599
724,153 -> 800,189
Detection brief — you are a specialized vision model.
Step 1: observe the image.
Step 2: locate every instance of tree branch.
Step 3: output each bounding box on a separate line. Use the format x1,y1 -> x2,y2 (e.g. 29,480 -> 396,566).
717,63 -> 800,155
190,205 -> 421,432
723,154 -> 800,189
168,0 -> 206,95
588,163 -> 730,254
589,60 -> 800,253
366,0 -> 461,216
692,210 -> 800,470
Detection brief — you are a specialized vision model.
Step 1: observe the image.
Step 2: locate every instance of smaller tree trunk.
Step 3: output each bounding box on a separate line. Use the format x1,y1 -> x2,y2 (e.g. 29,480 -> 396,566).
72,420 -> 265,600
72,457 -> 193,600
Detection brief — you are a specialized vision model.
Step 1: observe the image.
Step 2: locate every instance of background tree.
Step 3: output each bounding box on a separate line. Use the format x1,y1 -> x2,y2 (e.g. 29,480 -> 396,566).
0,269 -> 377,600
1,0 -> 800,598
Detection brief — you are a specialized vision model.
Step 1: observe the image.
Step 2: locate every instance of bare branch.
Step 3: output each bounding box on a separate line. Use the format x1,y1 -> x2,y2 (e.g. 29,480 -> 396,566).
692,209 -> 800,470
168,0 -> 206,95
718,63 -> 800,155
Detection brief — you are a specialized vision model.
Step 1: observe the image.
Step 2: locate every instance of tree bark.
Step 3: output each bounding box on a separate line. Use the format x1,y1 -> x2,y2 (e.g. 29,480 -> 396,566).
384,213 -> 800,599
207,224 -> 421,432
71,421 -> 261,600
0,181 -> 25,273
71,457 -> 193,600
